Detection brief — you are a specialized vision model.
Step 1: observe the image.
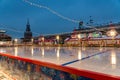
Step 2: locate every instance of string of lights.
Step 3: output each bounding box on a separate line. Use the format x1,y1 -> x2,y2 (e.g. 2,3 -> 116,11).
22,0 -> 80,23
0,23 -> 39,35
0,24 -> 23,33
0,22 -> 118,38
22,0 -> 105,31
0,23 -> 73,37
0,0 -> 119,37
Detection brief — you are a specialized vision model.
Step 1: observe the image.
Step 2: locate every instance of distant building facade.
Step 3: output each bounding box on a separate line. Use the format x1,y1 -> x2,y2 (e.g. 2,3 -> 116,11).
0,30 -> 12,41
35,21 -> 120,47
0,29 -> 12,46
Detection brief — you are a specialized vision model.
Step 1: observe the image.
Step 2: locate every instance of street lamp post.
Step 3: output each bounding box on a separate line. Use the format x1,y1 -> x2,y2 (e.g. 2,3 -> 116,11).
14,38 -> 18,46
56,35 -> 60,45
107,29 -> 117,46
110,30 -> 117,38
42,37 -> 44,46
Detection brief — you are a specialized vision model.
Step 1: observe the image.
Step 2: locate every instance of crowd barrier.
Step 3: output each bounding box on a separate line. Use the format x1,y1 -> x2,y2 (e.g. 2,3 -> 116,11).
0,52 -> 120,80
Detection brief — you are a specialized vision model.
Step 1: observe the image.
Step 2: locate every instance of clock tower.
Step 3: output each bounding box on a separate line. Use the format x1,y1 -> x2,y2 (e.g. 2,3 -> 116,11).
24,19 -> 32,42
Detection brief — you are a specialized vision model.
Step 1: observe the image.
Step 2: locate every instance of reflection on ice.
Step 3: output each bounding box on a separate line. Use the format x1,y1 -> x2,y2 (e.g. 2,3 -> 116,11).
0,46 -> 119,66
0,49 -> 6,53
31,46 -> 34,56
78,48 -> 82,60
111,50 -> 116,69
99,47 -> 103,51
56,47 -> 60,58
82,47 -> 86,51
41,47 -> 44,57
14,47 -> 18,56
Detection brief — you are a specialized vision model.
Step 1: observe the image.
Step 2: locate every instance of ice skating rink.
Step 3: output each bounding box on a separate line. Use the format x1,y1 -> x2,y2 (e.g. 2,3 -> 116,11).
0,46 -> 120,78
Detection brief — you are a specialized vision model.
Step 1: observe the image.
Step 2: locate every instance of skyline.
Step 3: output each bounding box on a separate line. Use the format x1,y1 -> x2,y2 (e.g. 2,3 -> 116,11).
0,0 -> 120,38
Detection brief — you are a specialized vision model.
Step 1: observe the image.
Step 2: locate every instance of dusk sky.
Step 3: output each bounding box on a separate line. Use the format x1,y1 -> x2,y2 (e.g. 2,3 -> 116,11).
0,0 -> 120,38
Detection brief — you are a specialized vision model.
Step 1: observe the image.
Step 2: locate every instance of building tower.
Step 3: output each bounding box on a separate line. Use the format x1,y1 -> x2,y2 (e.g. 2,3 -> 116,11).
79,21 -> 84,30
24,19 -> 32,42
89,16 -> 93,25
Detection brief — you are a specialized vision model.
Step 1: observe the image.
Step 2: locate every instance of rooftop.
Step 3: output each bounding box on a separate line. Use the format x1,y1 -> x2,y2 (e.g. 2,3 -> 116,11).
0,30 -> 6,33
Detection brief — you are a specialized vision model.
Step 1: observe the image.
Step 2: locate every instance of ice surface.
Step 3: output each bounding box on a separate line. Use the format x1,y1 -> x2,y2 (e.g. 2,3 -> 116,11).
0,46 -> 120,77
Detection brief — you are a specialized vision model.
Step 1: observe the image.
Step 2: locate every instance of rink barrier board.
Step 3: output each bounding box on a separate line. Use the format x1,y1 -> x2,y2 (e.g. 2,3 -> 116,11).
0,52 -> 120,80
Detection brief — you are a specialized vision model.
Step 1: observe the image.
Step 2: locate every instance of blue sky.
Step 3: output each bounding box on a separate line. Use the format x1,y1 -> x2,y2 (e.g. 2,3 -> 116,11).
0,0 -> 120,38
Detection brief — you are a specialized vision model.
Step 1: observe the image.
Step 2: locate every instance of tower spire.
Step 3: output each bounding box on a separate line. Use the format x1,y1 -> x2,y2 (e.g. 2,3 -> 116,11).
27,18 -> 30,25
24,19 -> 32,42
26,18 -> 31,31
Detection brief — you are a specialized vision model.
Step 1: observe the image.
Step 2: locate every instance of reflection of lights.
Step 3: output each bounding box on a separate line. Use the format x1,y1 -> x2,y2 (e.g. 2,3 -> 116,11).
111,50 -> 116,69
46,47 -> 50,50
99,47 -> 103,51
14,47 -> 18,56
68,47 -> 72,50
0,49 -> 6,53
111,51 -> 116,65
42,47 -> 44,56
57,47 -> 60,59
82,47 -> 86,51
31,47 -> 34,56
78,49 -> 82,60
